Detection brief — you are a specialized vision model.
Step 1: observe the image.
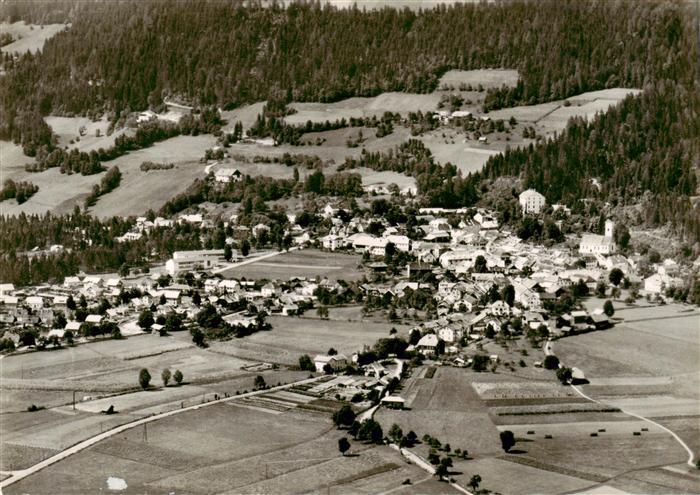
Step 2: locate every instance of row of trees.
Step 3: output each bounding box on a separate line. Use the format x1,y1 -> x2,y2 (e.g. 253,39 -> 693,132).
0,179 -> 38,204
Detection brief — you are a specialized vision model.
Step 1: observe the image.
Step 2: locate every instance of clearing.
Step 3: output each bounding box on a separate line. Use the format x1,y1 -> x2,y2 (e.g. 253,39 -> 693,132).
0,22 -> 66,54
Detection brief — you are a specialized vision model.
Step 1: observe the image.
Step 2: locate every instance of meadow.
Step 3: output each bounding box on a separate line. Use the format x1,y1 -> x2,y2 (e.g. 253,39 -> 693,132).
0,22 -> 66,54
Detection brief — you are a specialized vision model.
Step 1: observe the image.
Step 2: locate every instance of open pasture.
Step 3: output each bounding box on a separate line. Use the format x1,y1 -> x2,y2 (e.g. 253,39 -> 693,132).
355,167 -> 417,190
377,366 -> 502,456
221,101 -> 267,131
90,134 -> 217,217
209,315 -> 408,365
44,115 -> 130,153
0,22 -> 66,54
286,91 -> 441,125
451,456 -> 591,495
438,69 -> 520,89
420,138 -> 502,174
222,248 -> 364,281
3,402 -> 412,495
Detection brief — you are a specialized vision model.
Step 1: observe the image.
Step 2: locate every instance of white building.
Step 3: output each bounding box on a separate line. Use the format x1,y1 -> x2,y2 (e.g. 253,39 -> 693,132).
579,220 -> 616,255
165,250 -> 226,276
214,168 -> 242,183
314,354 -> 348,372
519,189 -> 546,214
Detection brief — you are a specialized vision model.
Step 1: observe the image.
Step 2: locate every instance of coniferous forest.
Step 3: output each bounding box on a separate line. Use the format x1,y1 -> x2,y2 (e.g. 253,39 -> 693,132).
0,0 -> 698,243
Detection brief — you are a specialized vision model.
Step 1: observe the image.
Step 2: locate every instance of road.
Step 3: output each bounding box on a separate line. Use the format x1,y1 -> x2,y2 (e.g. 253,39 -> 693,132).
545,339 -> 696,467
0,375 -> 325,489
211,245 -> 301,275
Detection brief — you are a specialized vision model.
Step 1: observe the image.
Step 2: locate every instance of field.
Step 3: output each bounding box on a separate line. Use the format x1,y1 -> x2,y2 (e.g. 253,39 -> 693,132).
0,22 -> 66,54
5,400 -> 424,495
418,132 -> 504,174
44,115 -> 130,153
438,69 -> 520,89
487,88 -> 642,137
355,167 -> 417,190
221,248 -> 364,281
207,315 -> 410,366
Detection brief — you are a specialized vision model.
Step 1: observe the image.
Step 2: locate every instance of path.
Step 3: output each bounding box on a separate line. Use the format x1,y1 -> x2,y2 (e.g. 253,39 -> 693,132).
212,245 -> 301,275
545,339 -> 696,467
0,375 -> 324,489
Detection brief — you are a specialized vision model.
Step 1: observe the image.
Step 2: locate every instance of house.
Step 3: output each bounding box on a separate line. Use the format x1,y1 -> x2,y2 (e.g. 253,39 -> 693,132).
25,296 -> 44,310
407,263 -> 433,281
314,354 -> 348,373
165,250 -> 225,276
579,220 -> 616,255
489,300 -> 511,317
85,314 -> 103,325
0,283 -> 15,296
214,168 -> 242,183
416,334 -> 439,356
384,234 -> 411,252
321,234 -> 346,251
519,189 -> 546,214
380,395 -> 406,409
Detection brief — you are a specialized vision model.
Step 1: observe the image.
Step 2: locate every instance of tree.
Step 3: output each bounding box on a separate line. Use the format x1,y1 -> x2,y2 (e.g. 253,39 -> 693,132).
161,368 -> 171,387
609,268 -> 624,286
138,309 -> 154,330
603,300 -> 615,317
254,375 -> 266,389
327,347 -> 337,355
298,354 -> 315,371
595,280 -> 607,297
349,420 -> 361,439
191,327 -> 206,347
317,305 -> 329,319
241,239 -> 250,257
224,243 -> 233,261
501,284 -> 515,307
500,430 -> 516,452
409,329 -> 421,346
174,369 -> 183,385
139,368 -> 151,390
338,437 -> 351,456
333,405 -> 356,428
428,451 -> 440,465
435,462 -> 449,480
192,291 -> 201,306
405,430 -> 418,446
473,255 -> 488,273
543,355 -> 560,370
556,367 -> 572,384
468,475 -> 482,492
389,423 -> 403,443
66,295 -> 76,310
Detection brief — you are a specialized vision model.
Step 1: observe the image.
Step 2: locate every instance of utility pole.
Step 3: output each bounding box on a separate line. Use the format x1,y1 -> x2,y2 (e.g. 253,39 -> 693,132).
72,390 -> 76,410
143,423 -> 148,443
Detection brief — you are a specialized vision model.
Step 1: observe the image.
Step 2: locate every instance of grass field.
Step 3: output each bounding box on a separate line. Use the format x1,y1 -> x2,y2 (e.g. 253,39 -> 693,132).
0,22 -> 66,54
377,366 -> 502,456
221,249 -> 364,281
438,69 -> 520,89
355,167 -> 417,190
44,115 -> 130,153
208,315 -> 409,365
89,134 -> 217,217
5,402 -> 420,495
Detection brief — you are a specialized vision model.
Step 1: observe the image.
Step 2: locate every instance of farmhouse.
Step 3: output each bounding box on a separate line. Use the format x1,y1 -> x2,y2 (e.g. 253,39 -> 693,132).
380,395 -> 406,409
215,168 -> 242,183
165,249 -> 226,276
314,354 -> 348,373
416,334 -> 439,356
519,189 -> 546,214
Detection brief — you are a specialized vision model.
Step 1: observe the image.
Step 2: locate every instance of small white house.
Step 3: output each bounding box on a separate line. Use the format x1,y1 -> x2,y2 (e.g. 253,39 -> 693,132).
214,168 -> 242,183
314,354 -> 348,373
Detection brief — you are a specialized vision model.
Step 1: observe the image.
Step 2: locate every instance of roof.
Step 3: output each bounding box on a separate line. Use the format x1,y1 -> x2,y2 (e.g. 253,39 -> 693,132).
417,334 -> 439,347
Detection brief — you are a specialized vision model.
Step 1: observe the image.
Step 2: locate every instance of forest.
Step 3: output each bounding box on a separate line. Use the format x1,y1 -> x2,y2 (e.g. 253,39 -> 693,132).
0,0 -> 698,244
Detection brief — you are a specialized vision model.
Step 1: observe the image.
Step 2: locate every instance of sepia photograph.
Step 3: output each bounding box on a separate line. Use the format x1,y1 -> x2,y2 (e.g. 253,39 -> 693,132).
0,0 -> 698,493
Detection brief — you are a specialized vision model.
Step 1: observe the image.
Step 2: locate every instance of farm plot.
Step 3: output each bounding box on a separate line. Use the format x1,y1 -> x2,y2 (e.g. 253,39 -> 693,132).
209,316 -> 409,365
494,421 -> 688,481
222,248 -> 364,281
376,366 -> 502,456
4,403 -> 334,495
438,69 -> 520,89
420,139 -> 502,174
451,457 -> 591,495
0,22 -> 66,54
221,101 -> 267,131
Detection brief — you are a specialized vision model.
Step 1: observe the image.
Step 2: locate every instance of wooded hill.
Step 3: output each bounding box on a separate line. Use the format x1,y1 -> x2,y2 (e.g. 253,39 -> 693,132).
0,0 -> 698,240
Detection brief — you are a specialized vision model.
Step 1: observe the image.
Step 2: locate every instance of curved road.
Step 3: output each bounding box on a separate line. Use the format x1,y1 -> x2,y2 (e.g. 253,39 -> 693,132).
0,375 -> 324,489
545,339 -> 696,467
